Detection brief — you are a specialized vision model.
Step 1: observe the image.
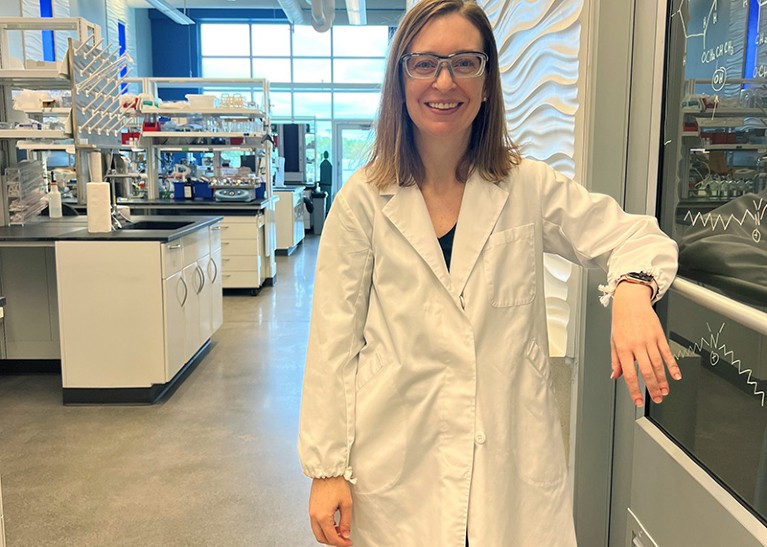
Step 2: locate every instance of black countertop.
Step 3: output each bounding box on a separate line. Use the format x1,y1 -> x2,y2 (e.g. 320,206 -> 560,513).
0,215 -> 222,243
121,196 -> 276,208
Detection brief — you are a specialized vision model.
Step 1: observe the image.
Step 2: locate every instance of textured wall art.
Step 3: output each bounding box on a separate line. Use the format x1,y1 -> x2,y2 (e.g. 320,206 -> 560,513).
480,0 -> 584,357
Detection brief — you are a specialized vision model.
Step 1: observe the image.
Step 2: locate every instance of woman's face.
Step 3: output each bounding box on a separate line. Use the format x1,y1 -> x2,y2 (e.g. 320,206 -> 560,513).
403,13 -> 486,146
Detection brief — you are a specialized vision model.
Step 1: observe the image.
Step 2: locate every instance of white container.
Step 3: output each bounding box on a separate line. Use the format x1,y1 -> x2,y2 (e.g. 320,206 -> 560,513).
48,183 -> 62,218
185,94 -> 217,109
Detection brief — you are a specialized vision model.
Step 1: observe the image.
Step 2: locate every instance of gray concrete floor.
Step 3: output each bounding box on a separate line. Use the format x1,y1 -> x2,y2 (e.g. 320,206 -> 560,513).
0,237 -> 320,547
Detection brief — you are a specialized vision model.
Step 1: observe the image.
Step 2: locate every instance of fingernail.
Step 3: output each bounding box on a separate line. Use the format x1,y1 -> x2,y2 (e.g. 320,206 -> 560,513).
635,398 -> 644,407
661,388 -> 669,396
653,396 -> 662,404
673,373 -> 682,380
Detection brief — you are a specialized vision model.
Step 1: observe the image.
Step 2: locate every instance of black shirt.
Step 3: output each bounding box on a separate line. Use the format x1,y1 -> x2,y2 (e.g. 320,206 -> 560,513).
438,224 -> 457,271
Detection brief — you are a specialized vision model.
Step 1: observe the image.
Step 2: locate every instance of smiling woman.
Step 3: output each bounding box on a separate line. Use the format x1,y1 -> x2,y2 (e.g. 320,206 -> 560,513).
298,1 -> 681,546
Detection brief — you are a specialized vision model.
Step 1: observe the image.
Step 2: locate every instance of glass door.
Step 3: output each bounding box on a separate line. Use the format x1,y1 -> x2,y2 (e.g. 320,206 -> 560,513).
650,0 -> 767,527
331,121 -> 374,208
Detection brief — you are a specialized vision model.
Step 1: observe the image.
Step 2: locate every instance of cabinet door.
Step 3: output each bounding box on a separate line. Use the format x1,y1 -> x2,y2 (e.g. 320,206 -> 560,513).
182,262 -> 202,363
209,249 -> 224,333
163,271 -> 187,382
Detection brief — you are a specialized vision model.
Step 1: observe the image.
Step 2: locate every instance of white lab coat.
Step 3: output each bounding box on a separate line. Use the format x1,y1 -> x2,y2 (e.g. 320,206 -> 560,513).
298,158 -> 678,546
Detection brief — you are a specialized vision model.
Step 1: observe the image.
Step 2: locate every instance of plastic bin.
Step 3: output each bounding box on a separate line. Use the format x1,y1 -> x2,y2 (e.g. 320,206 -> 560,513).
193,181 -> 213,200
311,191 -> 327,235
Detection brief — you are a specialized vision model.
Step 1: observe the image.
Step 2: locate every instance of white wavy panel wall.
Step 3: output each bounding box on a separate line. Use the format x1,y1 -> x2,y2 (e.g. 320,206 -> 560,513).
106,0 -> 138,76
21,0 -> 43,64
19,0 -> 72,63
54,0 -> 71,62
481,0 -> 583,357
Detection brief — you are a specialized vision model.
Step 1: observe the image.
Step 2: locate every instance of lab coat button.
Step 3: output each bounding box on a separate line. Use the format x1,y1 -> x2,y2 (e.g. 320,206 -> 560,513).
475,432 -> 486,445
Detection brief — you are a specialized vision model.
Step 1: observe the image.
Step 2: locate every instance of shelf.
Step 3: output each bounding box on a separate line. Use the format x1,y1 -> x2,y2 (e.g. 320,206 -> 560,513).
682,131 -> 699,137
0,129 -> 70,139
141,107 -> 265,117
0,69 -> 70,89
691,144 -> 767,151
682,107 -> 767,117
152,145 -> 265,152
17,107 -> 71,116
141,131 -> 266,138
16,141 -> 75,151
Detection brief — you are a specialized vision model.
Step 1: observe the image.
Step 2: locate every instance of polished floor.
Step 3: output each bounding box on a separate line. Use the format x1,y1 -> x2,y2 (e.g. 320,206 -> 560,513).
0,237 -> 321,546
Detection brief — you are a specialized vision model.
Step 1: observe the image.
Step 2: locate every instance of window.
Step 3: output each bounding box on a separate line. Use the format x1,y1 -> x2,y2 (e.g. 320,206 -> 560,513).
199,22 -> 389,120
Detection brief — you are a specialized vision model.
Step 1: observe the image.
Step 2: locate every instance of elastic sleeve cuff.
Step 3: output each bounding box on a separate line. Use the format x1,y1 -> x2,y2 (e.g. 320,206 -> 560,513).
302,465 -> 357,485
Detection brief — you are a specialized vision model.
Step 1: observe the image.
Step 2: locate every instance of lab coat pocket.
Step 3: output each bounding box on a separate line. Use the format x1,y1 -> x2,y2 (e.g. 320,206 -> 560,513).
351,351 -> 406,495
483,223 -> 536,307
511,338 -> 567,488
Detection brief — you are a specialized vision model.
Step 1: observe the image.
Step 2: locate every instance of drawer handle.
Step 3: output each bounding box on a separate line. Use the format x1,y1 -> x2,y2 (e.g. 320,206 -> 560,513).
169,244 -> 183,249
222,241 -> 230,245
222,258 -> 230,261
211,225 -> 223,231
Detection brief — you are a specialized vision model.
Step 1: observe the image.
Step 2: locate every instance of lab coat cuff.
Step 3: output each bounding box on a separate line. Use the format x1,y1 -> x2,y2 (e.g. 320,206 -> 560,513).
302,465 -> 357,485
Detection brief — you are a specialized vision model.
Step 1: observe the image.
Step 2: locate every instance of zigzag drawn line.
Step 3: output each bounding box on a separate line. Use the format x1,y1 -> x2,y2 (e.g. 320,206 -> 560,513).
684,206 -> 763,231
680,323 -> 765,406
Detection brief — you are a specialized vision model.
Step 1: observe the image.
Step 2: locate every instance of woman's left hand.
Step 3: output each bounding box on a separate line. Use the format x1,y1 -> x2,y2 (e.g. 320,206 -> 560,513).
610,282 -> 682,407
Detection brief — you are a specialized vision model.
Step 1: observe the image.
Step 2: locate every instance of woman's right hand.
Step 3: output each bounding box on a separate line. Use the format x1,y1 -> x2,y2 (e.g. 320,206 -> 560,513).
309,476 -> 353,546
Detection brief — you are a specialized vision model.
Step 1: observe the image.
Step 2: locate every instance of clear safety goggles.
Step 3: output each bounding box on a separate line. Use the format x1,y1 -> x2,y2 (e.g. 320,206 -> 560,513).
400,51 -> 488,80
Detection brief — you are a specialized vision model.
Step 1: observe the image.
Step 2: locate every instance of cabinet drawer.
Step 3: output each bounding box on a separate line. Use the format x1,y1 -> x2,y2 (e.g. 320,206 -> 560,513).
222,268 -> 262,289
183,229 -> 210,266
221,255 -> 260,272
221,239 -> 259,256
220,222 -> 260,240
161,241 -> 185,278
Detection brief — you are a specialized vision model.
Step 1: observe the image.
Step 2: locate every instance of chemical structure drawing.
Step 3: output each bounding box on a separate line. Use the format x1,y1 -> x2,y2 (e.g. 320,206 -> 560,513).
675,322 -> 766,406
673,0 -> 719,51
684,198 -> 766,243
672,0 -> 731,92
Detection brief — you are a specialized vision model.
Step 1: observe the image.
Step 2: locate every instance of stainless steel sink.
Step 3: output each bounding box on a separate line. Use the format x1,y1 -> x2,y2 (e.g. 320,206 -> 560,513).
119,220 -> 195,231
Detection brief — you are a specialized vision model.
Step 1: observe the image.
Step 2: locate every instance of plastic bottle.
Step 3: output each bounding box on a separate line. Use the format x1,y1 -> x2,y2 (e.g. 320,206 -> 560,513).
48,183 -> 62,218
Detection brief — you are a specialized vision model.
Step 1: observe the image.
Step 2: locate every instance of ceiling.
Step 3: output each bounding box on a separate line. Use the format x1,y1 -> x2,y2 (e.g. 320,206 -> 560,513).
131,0 -> 405,19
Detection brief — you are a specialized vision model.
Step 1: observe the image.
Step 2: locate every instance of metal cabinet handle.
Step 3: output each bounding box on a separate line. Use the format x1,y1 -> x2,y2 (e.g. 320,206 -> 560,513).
179,275 -> 188,308
196,264 -> 205,294
169,243 -> 183,250
208,257 -> 218,283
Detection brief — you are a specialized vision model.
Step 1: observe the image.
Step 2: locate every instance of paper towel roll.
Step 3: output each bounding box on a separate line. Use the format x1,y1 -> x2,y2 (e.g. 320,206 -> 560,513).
88,151 -> 103,183
87,182 -> 112,233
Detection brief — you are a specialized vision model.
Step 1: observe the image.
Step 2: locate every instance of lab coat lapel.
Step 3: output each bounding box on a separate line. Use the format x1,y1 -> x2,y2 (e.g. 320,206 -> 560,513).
451,172 -> 509,296
381,184 -> 452,292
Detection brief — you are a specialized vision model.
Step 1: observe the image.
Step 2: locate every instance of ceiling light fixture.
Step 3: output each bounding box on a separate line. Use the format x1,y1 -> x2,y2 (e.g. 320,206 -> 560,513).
346,0 -> 366,25
144,0 -> 195,25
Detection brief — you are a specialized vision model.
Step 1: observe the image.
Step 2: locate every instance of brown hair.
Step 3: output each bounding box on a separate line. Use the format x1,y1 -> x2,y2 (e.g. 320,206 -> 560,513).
365,0 -> 520,188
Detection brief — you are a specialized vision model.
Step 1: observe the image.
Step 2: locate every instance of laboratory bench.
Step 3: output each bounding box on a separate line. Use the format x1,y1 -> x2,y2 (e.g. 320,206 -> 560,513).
69,197 -> 279,292
0,215 -> 224,404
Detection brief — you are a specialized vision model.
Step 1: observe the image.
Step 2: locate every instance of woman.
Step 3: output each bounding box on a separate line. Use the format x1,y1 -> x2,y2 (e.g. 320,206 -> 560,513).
298,0 -> 680,545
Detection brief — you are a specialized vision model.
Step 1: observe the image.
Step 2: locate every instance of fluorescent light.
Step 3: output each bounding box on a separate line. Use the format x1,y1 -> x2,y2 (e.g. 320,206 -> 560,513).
144,0 -> 195,25
346,0 -> 366,25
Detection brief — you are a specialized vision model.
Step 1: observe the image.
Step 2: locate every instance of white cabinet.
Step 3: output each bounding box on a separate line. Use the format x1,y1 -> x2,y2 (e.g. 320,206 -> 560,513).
55,223 -> 222,391
275,187 -> 305,252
